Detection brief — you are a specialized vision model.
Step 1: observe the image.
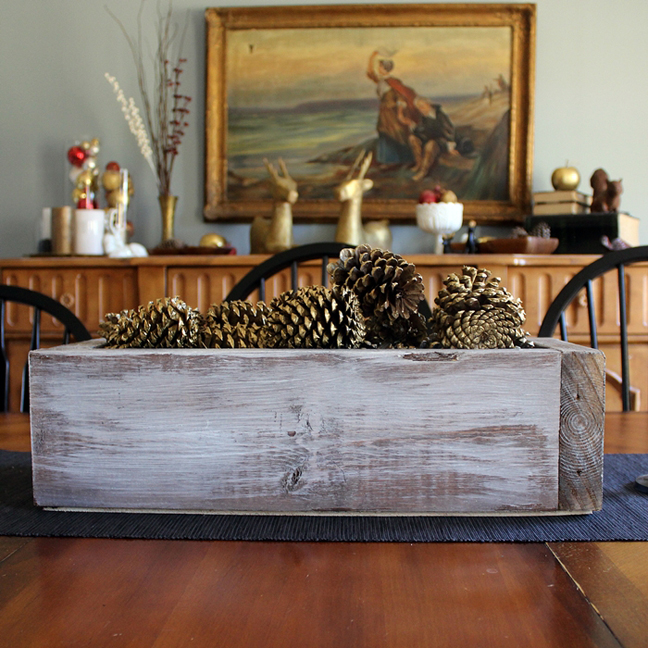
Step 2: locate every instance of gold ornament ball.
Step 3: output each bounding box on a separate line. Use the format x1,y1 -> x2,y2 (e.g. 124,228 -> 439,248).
77,169 -> 94,186
102,169 -> 121,191
200,233 -> 227,248
80,140 -> 91,150
551,165 -> 580,190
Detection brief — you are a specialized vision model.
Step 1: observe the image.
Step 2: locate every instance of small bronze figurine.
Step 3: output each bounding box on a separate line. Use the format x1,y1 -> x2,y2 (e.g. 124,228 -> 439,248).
590,168 -> 623,212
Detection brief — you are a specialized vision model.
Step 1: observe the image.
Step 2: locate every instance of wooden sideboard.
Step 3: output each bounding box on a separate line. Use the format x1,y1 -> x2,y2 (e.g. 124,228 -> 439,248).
2,253 -> 647,411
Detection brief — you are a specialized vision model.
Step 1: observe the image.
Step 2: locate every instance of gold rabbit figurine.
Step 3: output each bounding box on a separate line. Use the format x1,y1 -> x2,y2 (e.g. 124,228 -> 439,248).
334,151 -> 392,249
250,158 -> 297,254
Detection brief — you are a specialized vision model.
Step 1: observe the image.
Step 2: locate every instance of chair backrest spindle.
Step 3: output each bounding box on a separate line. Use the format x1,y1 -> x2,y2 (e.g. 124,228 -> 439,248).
321,256 -> 330,287
290,261 -> 298,291
558,312 -> 567,342
617,264 -> 631,412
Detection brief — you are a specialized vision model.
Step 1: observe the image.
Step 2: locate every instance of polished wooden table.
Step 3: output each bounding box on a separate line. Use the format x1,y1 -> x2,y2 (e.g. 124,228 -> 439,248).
1,413 -> 647,647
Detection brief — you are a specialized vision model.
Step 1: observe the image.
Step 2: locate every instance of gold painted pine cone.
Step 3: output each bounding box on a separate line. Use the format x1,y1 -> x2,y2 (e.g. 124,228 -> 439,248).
327,244 -> 426,346
264,285 -> 366,349
435,308 -> 530,349
99,296 -> 203,348
202,300 -> 269,348
429,266 -> 532,349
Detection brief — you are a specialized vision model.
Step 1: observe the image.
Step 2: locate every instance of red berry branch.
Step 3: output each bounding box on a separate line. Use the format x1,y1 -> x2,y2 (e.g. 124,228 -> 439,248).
107,0 -> 190,197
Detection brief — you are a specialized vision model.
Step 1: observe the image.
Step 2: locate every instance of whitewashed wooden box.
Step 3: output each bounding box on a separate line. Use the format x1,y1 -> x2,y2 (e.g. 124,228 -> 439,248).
29,338 -> 605,515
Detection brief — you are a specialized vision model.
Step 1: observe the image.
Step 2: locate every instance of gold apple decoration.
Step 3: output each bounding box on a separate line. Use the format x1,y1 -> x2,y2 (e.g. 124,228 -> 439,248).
551,163 -> 580,190
199,233 -> 227,248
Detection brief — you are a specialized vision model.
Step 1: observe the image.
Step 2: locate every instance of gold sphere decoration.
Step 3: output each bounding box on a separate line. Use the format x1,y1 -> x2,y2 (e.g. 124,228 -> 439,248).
200,233 -> 227,248
551,165 -> 580,191
102,170 -> 121,191
77,169 -> 94,185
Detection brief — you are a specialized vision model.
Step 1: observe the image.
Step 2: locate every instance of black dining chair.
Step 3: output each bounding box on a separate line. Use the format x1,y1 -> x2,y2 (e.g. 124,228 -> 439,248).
538,245 -> 648,412
224,242 -> 434,319
0,285 -> 92,412
225,242 -> 349,302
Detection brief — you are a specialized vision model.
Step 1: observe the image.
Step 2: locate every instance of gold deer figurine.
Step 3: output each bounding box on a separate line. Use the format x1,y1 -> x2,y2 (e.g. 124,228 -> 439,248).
334,151 -> 392,249
250,158 -> 297,254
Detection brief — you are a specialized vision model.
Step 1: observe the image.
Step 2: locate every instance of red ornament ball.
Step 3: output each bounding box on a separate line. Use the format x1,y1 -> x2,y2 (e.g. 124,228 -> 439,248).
106,161 -> 120,172
67,145 -> 87,168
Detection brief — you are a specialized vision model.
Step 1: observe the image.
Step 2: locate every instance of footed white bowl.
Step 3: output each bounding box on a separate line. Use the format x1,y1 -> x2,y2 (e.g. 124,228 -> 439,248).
416,202 -> 464,254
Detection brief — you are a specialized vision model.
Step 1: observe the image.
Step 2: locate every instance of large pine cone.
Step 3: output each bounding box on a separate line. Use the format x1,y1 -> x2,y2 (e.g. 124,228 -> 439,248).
327,244 -> 425,346
263,285 -> 366,349
429,266 -> 532,349
99,296 -> 203,348
202,300 -> 269,348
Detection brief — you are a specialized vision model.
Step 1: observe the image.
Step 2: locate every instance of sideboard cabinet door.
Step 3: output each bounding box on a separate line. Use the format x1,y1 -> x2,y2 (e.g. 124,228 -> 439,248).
2,268 -> 139,333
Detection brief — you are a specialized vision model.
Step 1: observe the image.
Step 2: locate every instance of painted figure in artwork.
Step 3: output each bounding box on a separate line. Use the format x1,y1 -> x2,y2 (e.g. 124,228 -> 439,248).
366,50 -> 418,165
403,96 -> 459,181
366,50 -> 460,180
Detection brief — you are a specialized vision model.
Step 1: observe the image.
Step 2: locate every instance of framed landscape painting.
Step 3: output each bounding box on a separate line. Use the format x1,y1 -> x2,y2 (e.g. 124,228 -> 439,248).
204,4 -> 535,224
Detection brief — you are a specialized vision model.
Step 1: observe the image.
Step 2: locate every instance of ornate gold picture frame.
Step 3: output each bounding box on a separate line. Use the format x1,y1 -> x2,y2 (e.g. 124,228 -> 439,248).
205,4 -> 535,225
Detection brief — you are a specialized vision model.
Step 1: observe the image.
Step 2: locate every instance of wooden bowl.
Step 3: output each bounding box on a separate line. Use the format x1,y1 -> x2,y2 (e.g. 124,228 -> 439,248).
478,236 -> 559,254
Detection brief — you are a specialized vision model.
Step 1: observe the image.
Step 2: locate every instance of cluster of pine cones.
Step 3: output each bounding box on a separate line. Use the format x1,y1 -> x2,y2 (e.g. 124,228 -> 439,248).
98,246 -> 531,351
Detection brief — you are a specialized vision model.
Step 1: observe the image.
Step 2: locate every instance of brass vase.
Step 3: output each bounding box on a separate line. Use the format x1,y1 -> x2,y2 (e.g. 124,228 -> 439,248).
158,194 -> 178,242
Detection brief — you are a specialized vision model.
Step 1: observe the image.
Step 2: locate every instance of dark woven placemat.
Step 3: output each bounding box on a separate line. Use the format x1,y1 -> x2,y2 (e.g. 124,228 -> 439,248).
1,452 -> 646,542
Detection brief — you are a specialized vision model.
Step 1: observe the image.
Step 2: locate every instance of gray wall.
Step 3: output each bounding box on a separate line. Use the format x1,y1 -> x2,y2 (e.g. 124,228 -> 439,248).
1,0 -> 647,258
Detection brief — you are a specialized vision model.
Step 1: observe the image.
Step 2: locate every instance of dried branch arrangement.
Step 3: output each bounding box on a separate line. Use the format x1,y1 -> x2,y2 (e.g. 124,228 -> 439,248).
99,245 -> 532,351
106,0 -> 191,195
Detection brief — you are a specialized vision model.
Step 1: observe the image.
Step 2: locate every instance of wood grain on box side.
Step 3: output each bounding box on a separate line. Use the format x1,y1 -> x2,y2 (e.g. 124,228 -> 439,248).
533,338 -> 605,511
29,342 -> 562,515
